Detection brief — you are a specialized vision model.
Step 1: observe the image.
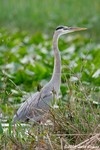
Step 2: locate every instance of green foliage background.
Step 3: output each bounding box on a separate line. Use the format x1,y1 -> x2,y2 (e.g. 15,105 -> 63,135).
0,0 -> 100,35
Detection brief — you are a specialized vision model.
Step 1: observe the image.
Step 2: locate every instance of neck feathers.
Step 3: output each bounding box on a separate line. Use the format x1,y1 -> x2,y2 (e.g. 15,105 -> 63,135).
50,32 -> 61,94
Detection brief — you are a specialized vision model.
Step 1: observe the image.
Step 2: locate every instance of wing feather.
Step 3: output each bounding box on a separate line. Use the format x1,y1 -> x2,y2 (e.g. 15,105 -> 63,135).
13,92 -> 40,123
13,91 -> 53,123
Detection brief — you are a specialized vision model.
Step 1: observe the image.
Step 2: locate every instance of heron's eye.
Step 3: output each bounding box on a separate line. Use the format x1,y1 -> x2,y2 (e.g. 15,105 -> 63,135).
63,27 -> 69,30
56,26 -> 64,30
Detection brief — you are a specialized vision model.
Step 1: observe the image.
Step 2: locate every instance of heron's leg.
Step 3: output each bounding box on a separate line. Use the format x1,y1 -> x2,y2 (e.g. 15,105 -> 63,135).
13,123 -> 16,133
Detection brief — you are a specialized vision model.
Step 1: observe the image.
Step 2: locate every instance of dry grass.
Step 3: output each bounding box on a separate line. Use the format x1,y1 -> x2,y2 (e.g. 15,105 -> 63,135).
2,99 -> 99,150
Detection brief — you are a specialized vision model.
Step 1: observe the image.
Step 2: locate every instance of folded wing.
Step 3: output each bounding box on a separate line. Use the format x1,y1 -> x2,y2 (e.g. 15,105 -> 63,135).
13,91 -> 53,123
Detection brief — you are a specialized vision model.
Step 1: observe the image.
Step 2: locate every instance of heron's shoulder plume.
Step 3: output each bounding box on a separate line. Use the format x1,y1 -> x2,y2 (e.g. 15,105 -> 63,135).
56,26 -> 64,30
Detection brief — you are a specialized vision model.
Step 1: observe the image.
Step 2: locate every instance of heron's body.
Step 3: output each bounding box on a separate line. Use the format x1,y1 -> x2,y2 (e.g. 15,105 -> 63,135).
13,26 -> 86,123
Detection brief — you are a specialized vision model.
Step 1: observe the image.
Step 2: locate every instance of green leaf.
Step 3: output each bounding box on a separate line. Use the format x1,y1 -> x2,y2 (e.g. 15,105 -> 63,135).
0,122 -> 3,134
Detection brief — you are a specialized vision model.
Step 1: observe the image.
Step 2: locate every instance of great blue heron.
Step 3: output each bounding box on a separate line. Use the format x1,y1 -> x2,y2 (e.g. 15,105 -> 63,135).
13,26 -> 87,123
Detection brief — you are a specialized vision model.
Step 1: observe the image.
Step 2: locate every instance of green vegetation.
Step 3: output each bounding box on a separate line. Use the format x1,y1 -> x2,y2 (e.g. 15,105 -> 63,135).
0,0 -> 100,149
0,0 -> 100,37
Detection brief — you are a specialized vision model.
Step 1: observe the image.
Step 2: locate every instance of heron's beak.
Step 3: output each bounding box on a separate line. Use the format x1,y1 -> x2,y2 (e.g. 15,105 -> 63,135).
64,27 -> 87,31
71,27 -> 87,31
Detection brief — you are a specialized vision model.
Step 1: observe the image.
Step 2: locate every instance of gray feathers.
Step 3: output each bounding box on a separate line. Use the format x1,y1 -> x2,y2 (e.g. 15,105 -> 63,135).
13,90 -> 53,123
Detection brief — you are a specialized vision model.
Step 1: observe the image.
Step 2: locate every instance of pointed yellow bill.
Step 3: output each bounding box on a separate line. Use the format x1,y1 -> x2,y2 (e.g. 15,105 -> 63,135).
69,27 -> 87,31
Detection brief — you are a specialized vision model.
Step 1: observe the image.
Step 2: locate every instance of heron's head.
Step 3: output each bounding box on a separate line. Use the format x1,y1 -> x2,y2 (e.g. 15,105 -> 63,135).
55,26 -> 87,36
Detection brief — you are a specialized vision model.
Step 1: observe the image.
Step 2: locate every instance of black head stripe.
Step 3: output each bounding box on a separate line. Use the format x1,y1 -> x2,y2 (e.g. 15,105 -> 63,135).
56,26 -> 64,30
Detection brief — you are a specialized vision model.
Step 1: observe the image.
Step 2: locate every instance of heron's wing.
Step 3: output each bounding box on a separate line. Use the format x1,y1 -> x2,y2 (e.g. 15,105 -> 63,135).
13,91 -> 54,123
13,92 -> 41,123
36,92 -> 53,110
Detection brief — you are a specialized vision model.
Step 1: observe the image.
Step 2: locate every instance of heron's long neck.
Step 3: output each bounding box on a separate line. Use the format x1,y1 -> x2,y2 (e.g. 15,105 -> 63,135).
50,32 -> 61,93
